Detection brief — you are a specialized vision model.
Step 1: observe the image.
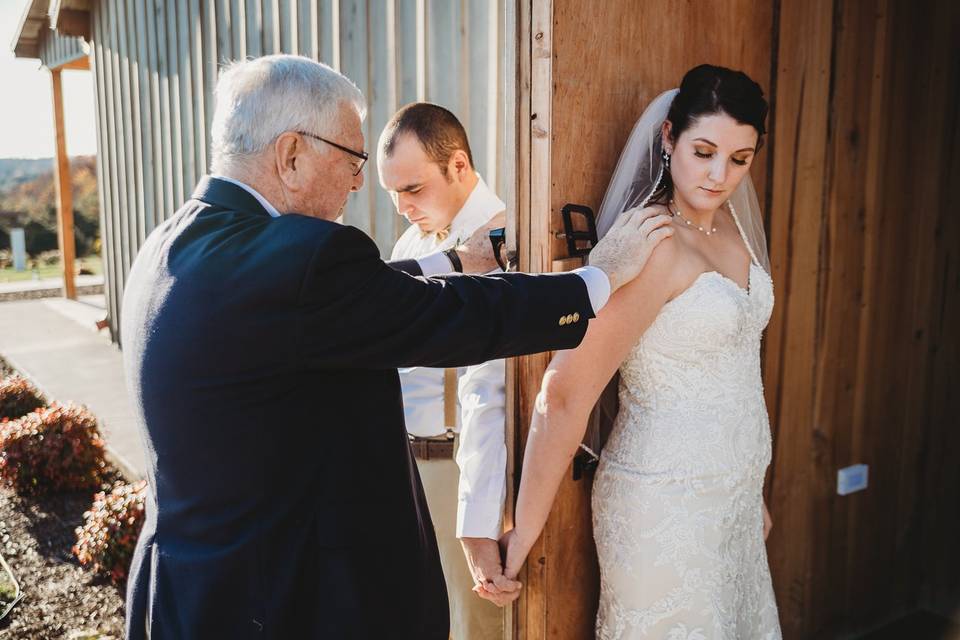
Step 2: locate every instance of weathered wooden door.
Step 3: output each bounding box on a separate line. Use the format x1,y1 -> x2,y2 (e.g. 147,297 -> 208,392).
507,0 -> 960,638
509,1 -> 775,637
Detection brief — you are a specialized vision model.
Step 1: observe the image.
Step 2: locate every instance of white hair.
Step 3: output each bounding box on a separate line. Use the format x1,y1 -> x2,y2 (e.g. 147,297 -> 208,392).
209,55 -> 366,173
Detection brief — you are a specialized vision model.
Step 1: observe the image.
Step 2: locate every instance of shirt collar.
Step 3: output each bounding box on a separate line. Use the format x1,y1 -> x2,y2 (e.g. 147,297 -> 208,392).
434,175 -> 506,245
210,175 -> 282,218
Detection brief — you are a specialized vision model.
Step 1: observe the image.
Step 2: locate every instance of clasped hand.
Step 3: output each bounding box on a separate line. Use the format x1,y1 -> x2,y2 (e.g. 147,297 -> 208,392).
460,535 -> 523,607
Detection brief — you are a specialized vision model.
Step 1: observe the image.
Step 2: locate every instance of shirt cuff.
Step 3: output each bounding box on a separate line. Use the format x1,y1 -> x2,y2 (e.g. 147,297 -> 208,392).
571,265 -> 611,313
456,500 -> 503,540
417,250 -> 455,276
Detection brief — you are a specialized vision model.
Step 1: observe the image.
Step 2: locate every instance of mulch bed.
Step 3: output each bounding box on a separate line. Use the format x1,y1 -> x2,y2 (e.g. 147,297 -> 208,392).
0,482 -> 127,639
0,356 -> 127,638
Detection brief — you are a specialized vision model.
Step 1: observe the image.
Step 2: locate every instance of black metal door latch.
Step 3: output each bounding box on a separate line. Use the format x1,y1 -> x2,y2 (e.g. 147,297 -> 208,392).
559,203 -> 599,257
572,447 -> 600,481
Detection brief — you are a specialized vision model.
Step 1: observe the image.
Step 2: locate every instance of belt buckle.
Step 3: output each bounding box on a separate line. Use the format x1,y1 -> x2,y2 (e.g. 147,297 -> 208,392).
408,432 -> 455,460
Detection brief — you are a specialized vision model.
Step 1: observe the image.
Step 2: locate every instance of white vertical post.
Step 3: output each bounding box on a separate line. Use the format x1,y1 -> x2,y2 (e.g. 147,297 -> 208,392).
11,228 -> 27,272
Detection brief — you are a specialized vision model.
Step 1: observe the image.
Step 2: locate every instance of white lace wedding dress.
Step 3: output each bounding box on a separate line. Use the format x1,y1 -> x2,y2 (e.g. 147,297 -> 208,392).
591,223 -> 782,639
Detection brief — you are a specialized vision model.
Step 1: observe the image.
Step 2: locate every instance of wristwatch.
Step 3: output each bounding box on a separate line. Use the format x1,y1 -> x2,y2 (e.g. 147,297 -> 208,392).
442,247 -> 463,273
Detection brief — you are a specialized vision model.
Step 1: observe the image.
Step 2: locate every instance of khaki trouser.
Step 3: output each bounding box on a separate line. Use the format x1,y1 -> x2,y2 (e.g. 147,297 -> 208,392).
417,455 -> 505,640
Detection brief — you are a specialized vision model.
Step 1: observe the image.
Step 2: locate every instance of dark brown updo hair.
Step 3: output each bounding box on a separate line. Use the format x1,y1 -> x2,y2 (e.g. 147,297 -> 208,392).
652,64 -> 768,204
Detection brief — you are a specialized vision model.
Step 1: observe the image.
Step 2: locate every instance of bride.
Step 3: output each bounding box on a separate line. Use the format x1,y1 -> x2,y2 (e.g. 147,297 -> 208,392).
500,65 -> 782,638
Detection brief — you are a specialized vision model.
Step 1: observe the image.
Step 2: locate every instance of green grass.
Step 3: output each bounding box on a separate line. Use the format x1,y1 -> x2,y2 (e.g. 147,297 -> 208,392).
0,255 -> 102,283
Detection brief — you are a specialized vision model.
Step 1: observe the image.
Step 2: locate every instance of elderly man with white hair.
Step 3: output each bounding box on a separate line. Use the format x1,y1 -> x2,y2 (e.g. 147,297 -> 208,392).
120,54 -> 671,640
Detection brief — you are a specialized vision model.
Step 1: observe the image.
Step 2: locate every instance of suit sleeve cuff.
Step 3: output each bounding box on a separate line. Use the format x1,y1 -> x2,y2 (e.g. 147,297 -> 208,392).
571,266 -> 611,313
417,251 -> 455,277
456,500 -> 503,540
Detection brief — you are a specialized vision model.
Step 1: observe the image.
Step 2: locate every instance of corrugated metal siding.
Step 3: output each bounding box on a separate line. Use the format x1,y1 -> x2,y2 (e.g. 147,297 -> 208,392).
37,24 -> 87,69
89,0 -> 505,341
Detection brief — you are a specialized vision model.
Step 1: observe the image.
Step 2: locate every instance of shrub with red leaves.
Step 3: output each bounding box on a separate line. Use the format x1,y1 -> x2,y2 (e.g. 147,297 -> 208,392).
0,404 -> 107,495
73,480 -> 147,584
0,375 -> 45,421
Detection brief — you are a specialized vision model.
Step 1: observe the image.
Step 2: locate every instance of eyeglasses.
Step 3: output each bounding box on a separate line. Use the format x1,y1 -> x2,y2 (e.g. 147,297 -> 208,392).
296,131 -> 368,176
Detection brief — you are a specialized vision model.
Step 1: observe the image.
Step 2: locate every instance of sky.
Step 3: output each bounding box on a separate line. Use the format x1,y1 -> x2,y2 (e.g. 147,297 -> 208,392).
0,0 -> 98,159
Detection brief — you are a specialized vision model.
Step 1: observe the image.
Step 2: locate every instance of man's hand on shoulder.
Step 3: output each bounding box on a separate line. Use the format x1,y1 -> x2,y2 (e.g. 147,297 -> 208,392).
588,206 -> 674,292
454,212 -> 507,274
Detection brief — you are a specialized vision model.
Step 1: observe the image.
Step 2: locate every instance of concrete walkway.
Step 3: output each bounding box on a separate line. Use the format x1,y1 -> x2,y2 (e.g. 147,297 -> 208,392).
0,295 -> 145,480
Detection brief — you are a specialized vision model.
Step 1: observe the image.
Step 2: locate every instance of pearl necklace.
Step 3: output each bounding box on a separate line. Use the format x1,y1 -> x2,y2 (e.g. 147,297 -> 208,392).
670,200 -> 718,236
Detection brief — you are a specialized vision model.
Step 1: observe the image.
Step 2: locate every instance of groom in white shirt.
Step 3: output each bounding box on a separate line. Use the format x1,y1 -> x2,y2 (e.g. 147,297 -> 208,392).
379,102 -> 509,638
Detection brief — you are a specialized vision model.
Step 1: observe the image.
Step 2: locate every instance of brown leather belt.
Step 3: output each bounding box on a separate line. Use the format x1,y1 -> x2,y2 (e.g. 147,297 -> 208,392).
410,368 -> 459,461
409,435 -> 455,460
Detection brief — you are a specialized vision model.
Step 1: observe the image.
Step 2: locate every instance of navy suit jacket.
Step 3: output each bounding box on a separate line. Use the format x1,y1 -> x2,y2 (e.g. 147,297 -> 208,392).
121,177 -> 594,639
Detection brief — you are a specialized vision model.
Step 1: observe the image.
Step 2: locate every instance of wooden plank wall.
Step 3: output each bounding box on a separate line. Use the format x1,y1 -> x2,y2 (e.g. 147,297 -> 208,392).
764,0 -> 960,635
87,0 -> 504,341
517,0 -> 959,637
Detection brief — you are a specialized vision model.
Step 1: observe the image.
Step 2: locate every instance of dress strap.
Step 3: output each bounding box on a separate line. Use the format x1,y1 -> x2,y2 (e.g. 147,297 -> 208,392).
727,199 -> 761,267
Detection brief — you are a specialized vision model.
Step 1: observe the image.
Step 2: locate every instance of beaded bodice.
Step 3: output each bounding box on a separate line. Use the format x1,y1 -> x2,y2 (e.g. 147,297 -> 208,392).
601,260 -> 774,480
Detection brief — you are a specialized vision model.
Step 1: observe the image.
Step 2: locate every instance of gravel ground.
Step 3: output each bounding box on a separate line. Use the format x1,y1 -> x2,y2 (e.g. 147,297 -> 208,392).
0,356 -> 127,638
0,484 -> 126,639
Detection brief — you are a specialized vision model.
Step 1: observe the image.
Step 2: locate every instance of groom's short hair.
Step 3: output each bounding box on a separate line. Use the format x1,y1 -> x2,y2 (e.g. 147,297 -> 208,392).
380,103 -> 474,176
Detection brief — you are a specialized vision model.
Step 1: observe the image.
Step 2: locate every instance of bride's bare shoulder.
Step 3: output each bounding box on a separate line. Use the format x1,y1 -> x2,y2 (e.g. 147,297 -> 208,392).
638,222 -> 700,300
645,224 -> 685,275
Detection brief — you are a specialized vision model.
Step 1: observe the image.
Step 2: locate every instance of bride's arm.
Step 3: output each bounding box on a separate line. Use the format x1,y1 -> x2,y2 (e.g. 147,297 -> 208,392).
502,238 -> 681,577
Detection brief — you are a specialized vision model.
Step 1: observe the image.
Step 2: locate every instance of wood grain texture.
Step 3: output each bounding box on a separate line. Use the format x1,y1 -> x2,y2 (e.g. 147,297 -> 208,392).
764,0 -> 845,634
918,2 -> 960,619
867,0 -> 960,625
515,1 -> 554,634
763,0 -> 960,635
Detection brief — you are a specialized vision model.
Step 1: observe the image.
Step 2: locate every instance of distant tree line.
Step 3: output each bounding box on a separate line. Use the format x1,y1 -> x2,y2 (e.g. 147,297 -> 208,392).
0,156 -> 100,259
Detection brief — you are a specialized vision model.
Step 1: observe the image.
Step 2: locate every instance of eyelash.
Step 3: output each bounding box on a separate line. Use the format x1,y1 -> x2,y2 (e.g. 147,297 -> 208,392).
693,150 -> 749,166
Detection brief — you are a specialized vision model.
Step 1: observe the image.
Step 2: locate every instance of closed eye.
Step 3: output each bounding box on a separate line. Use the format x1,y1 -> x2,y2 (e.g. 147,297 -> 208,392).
695,150 -> 750,166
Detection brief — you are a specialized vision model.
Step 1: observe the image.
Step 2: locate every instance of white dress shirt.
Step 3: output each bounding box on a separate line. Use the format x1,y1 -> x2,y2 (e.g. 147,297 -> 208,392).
391,177 -> 509,539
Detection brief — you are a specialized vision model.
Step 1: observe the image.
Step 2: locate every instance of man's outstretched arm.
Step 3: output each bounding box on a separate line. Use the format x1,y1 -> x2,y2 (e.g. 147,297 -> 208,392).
300,207 -> 672,370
